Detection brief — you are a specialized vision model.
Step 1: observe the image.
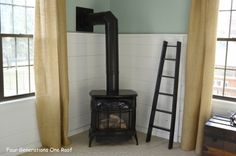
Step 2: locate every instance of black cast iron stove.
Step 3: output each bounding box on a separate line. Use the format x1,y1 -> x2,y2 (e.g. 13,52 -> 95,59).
76,7 -> 138,147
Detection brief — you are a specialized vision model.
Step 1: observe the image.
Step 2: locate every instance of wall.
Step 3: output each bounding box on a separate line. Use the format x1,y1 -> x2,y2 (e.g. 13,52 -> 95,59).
212,99 -> 236,116
0,98 -> 41,156
66,0 -> 191,33
66,0 -> 110,32
110,0 -> 191,34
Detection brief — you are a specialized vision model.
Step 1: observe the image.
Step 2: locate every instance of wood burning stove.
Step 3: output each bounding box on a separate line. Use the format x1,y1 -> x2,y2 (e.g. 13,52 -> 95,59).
76,7 -> 138,147
89,90 -> 138,147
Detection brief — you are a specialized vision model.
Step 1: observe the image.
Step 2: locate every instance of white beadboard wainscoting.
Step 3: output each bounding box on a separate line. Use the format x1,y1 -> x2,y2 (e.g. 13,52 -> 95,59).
67,33 -> 106,136
67,33 -> 188,142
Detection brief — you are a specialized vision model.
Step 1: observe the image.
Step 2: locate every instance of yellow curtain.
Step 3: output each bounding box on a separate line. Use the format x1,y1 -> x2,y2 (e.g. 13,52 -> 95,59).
181,0 -> 219,154
34,0 -> 70,148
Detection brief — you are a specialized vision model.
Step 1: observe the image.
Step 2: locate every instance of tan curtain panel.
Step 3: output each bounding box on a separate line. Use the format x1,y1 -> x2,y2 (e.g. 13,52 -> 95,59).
181,0 -> 219,154
34,0 -> 70,148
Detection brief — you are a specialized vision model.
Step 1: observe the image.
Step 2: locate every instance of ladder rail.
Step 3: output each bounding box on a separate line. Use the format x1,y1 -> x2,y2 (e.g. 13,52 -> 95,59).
168,41 -> 181,149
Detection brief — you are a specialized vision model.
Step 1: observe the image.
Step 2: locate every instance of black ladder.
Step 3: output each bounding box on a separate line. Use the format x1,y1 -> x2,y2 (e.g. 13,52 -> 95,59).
146,41 -> 181,149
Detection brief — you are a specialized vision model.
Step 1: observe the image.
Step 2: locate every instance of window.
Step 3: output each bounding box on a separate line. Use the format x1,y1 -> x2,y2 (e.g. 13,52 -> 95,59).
213,0 -> 236,101
0,0 -> 35,101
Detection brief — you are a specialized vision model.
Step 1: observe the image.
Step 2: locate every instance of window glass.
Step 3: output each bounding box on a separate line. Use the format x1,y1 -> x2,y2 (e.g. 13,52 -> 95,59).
13,0 -> 25,6
26,8 -> 34,34
17,66 -> 29,94
233,0 -> 236,10
213,69 -> 224,96
226,69 -> 236,77
0,4 -> 13,33
219,0 -> 232,10
29,38 -> 33,65
227,42 -> 236,68
30,66 -> 34,92
4,67 -> 16,96
0,0 -> 12,4
13,6 -> 26,34
225,70 -> 236,97
215,41 -> 226,67
217,11 -> 231,38
16,37 -> 28,66
26,0 -> 34,7
2,37 -> 15,67
230,11 -> 236,37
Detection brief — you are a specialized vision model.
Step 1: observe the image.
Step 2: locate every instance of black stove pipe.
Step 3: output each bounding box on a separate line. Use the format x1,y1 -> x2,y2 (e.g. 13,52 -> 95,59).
87,11 -> 119,95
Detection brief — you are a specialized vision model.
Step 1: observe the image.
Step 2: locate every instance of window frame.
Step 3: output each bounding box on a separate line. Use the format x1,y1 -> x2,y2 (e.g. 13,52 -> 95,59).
213,0 -> 236,102
0,2 -> 35,102
213,95 -> 236,102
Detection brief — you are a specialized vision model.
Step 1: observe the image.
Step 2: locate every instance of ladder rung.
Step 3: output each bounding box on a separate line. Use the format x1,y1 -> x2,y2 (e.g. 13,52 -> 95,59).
167,45 -> 177,47
165,58 -> 176,61
162,75 -> 175,79
152,125 -> 170,132
159,92 -> 174,97
156,109 -> 172,114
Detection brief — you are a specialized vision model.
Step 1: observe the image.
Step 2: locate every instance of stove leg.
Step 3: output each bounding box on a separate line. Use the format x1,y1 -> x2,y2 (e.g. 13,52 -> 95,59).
134,132 -> 139,145
89,135 -> 94,147
89,137 -> 93,147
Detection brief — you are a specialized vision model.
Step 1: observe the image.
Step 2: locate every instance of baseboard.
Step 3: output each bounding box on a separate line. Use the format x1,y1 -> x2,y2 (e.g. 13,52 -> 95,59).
69,125 -> 90,137
136,125 -> 147,134
136,125 -> 179,142
136,125 -> 168,139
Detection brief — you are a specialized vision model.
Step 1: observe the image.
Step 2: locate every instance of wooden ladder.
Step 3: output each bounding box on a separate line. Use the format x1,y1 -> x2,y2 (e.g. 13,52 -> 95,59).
146,41 -> 181,149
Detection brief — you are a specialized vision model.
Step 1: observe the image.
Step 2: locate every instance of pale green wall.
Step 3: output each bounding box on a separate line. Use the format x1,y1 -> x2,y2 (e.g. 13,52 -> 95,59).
66,0 -> 110,32
66,0 -> 191,34
110,0 -> 191,34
